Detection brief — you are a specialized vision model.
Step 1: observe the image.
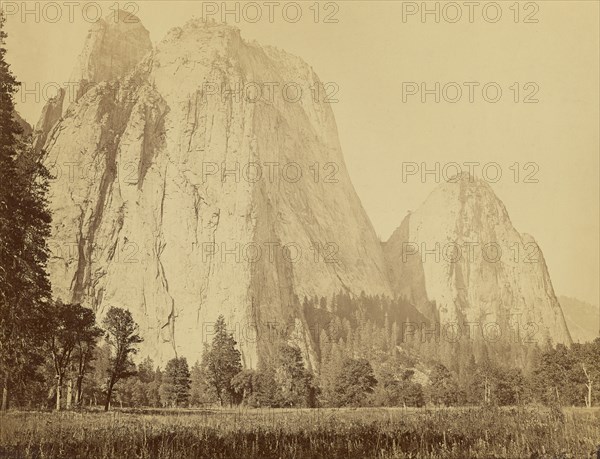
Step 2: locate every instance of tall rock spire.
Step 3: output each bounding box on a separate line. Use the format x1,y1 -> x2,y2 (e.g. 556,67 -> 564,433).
34,10 -> 152,153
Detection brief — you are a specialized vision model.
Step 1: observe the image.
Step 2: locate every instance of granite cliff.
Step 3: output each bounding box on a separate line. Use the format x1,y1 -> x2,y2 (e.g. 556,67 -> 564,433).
36,13 -> 391,366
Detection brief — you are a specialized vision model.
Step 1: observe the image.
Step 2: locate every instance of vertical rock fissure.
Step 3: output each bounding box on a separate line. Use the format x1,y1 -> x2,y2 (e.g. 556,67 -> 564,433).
138,96 -> 168,189
70,205 -> 87,304
71,84 -> 135,305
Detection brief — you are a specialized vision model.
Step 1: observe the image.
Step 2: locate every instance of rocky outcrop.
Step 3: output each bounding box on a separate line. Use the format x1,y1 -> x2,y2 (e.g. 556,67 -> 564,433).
32,90 -> 65,154
37,15 -> 391,366
69,10 -> 152,99
33,11 -> 152,154
384,173 -> 572,346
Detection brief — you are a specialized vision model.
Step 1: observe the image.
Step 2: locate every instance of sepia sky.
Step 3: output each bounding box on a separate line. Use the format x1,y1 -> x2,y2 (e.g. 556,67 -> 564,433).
4,1 -> 599,306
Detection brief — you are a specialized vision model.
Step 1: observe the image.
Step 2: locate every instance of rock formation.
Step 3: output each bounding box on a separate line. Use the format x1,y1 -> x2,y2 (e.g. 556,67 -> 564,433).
34,11 -> 152,153
35,12 -> 572,367
384,173 -> 572,346
36,13 -> 391,366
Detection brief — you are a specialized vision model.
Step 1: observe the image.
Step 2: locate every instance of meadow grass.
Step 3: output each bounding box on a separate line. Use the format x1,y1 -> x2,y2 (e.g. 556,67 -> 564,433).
1,406 -> 599,458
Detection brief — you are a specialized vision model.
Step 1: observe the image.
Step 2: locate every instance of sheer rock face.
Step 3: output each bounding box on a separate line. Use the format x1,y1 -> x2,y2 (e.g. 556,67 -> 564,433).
384,174 -> 572,346
33,89 -> 65,154
38,16 -> 391,366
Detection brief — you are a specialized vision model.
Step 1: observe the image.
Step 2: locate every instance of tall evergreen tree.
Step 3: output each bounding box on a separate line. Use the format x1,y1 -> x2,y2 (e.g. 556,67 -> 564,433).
190,358 -> 217,406
0,10 -> 53,410
202,315 -> 242,406
273,344 -> 317,407
137,357 -> 156,384
162,357 -> 191,407
147,366 -> 163,407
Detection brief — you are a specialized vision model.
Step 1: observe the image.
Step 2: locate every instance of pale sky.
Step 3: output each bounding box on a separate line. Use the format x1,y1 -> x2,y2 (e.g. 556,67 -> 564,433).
4,1 -> 599,305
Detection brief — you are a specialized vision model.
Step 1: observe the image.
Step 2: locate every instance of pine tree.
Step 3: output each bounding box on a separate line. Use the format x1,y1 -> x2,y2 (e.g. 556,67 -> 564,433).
190,357 -> 218,406
130,378 -> 148,407
202,315 -> 242,406
147,367 -> 162,407
273,344 -> 316,407
137,357 -> 155,384
390,321 -> 399,358
0,11 -> 53,410
163,357 -> 191,407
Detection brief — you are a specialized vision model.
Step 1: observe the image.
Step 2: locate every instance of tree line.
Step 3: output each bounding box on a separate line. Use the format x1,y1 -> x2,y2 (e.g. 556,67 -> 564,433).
14,305 -> 597,412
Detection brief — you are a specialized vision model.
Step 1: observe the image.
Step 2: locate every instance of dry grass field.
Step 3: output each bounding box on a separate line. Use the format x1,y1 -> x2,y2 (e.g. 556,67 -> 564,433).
1,406 -> 599,458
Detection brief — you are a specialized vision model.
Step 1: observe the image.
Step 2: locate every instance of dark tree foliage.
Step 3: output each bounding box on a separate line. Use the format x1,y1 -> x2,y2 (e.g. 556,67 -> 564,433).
232,368 -> 278,408
302,292 -> 427,347
190,358 -> 218,406
202,315 -> 242,406
102,307 -> 143,411
330,358 -> 377,407
0,11 -> 53,410
147,366 -> 162,407
531,340 -> 600,407
374,367 -> 424,407
46,301 -> 102,410
163,357 -> 191,407
71,305 -> 103,406
231,369 -> 257,405
464,355 -> 528,407
272,344 -> 317,408
426,363 -> 462,407
114,357 -> 156,407
233,345 -> 317,408
137,357 -> 156,384
571,339 -> 600,408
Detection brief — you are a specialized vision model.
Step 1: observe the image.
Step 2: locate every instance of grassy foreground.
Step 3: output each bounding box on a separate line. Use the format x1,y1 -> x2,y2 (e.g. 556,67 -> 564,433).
1,406 -> 599,458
